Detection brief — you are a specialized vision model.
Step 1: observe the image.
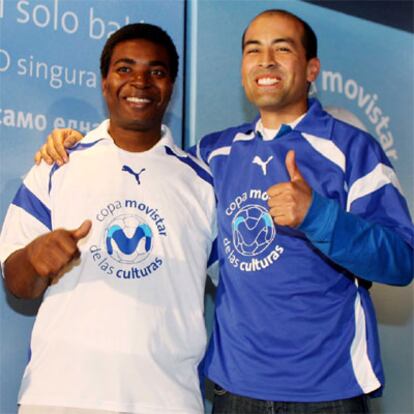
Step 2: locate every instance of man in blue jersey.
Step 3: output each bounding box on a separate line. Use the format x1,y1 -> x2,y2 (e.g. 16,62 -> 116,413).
34,9 -> 413,414
0,23 -> 216,414
194,10 -> 413,414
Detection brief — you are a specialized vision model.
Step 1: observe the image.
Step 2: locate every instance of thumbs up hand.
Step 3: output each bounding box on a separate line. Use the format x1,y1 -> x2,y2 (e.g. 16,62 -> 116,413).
26,220 -> 92,279
267,150 -> 312,227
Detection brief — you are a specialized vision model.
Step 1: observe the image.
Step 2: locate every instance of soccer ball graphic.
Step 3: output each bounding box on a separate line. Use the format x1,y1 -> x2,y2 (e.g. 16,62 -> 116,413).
105,214 -> 153,264
232,204 -> 275,256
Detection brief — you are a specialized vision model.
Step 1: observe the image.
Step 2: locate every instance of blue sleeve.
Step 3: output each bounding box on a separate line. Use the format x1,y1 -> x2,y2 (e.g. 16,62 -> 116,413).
298,191 -> 414,286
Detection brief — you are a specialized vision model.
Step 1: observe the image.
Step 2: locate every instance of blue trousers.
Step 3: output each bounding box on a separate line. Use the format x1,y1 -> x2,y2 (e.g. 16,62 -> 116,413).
212,384 -> 370,414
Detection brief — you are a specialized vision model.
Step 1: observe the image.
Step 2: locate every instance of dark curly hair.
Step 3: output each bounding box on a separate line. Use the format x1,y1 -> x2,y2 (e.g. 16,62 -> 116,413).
100,23 -> 179,82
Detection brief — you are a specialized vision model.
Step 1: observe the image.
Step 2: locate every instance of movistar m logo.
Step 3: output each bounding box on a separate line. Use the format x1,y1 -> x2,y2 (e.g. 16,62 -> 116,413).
105,215 -> 153,264
106,223 -> 152,255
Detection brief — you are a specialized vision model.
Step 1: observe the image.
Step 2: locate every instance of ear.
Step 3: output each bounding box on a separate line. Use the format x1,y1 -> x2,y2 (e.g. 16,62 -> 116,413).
306,57 -> 320,83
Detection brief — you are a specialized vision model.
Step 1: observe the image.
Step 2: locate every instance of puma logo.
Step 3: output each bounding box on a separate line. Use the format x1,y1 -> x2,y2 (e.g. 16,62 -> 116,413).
122,165 -> 146,185
252,155 -> 273,176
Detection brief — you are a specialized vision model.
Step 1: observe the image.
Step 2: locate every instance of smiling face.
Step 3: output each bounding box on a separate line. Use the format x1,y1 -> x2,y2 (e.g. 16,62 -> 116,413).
102,38 -> 173,142
241,12 -> 320,126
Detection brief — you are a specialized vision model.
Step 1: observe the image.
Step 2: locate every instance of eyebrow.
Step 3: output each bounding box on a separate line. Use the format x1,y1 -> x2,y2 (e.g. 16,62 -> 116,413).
112,57 -> 169,69
243,37 -> 297,50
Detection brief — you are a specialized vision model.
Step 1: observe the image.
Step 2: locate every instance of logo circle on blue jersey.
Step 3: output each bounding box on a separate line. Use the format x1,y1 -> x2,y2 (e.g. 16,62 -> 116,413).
105,214 -> 153,264
232,204 -> 275,256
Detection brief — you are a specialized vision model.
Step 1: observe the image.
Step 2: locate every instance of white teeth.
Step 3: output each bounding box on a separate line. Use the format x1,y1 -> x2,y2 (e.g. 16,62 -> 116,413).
257,77 -> 279,86
126,97 -> 151,103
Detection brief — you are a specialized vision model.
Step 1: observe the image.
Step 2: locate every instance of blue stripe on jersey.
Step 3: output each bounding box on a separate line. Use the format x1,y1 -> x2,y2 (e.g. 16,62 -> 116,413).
48,163 -> 60,194
48,139 -> 105,193
68,139 -> 106,153
12,184 -> 52,230
165,147 -> 213,186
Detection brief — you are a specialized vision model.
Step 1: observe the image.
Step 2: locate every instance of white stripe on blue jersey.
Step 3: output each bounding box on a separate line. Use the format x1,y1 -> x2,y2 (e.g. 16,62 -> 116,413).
350,285 -> 381,393
347,163 -> 404,211
233,131 -> 255,142
207,146 -> 232,164
301,132 -> 346,172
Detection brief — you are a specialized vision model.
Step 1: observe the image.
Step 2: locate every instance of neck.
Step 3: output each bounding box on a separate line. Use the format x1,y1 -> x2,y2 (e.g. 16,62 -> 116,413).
108,123 -> 162,152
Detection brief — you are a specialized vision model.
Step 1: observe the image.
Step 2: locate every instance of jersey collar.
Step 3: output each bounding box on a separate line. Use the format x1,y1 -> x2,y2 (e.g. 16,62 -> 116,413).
84,119 -> 176,151
293,98 -> 334,139
255,113 -> 305,140
251,98 -> 335,141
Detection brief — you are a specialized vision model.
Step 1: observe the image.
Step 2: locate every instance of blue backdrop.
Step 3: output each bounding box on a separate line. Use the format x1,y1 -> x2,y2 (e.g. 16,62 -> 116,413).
1,1 -> 413,413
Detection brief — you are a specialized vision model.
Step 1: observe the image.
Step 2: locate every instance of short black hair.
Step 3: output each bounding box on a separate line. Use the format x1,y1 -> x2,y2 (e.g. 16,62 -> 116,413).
241,9 -> 317,60
100,23 -> 179,82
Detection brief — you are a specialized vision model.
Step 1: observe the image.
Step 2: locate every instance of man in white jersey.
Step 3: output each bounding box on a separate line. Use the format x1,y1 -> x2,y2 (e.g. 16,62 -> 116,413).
0,23 -> 216,414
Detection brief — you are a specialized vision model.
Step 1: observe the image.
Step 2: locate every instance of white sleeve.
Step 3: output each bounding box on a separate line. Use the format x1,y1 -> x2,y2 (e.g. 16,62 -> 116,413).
0,162 -> 52,269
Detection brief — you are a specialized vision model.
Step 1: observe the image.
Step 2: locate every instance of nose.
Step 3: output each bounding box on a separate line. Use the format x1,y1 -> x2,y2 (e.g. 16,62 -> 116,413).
260,48 -> 277,68
131,70 -> 150,87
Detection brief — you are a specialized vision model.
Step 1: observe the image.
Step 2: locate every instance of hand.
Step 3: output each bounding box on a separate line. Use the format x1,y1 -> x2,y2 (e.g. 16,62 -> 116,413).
34,128 -> 84,166
267,150 -> 312,227
26,220 -> 92,279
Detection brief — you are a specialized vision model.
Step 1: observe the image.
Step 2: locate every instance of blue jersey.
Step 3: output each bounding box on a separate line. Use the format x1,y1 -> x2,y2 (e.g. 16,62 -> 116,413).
191,99 -> 413,402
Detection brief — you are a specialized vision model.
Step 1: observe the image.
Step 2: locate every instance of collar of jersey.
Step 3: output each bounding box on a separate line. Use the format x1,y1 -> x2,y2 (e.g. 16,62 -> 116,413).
255,113 -> 304,140
251,98 -> 335,141
82,119 -> 177,152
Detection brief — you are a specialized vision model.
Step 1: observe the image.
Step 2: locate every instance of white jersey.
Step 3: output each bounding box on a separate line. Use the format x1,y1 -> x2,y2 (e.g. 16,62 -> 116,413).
0,120 -> 216,414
